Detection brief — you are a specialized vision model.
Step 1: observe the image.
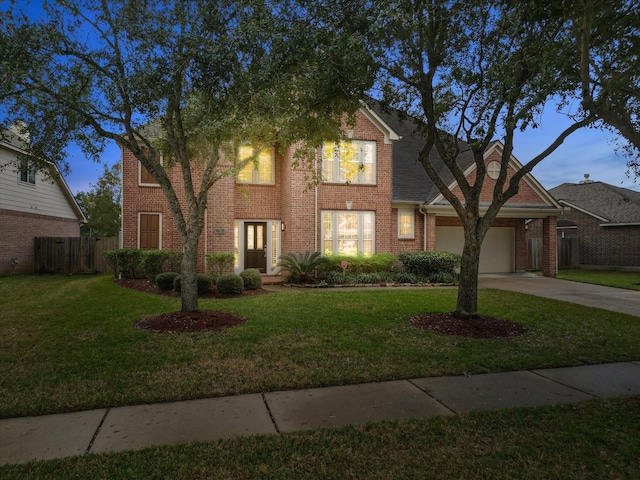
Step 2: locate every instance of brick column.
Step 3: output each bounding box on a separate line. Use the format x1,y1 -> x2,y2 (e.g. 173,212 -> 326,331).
542,216 -> 557,277
515,218 -> 526,272
425,213 -> 437,251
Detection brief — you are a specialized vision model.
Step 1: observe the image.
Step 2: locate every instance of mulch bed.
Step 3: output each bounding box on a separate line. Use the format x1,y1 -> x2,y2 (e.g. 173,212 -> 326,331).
411,312 -> 527,339
117,278 -> 527,338
116,278 -> 263,334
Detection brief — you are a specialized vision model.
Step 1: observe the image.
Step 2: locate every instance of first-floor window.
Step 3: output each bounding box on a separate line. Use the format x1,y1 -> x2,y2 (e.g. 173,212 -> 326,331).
322,211 -> 374,255
398,209 -> 415,238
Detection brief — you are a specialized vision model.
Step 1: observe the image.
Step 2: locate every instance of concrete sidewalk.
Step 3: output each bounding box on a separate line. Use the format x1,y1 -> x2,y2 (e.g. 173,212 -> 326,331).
2,361 -> 640,466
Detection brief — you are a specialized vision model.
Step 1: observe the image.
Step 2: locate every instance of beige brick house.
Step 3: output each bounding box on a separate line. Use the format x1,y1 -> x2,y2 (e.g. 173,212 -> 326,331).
120,103 -> 562,277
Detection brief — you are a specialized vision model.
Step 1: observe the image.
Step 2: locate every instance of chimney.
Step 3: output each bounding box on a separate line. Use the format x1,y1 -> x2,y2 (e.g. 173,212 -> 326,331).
579,173 -> 593,184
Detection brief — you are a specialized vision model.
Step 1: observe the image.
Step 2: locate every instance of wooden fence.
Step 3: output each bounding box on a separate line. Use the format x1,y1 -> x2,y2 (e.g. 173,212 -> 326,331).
526,237 -> 579,270
34,237 -> 118,274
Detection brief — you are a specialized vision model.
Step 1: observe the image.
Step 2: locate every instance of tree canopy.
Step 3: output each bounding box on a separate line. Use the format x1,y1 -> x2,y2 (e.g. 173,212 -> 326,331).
75,163 -> 121,237
0,0 -> 374,311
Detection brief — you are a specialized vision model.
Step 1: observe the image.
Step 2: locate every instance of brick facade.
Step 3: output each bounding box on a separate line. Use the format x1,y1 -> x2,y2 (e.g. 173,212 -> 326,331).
121,109 -> 558,275
560,208 -> 640,268
0,209 -> 80,275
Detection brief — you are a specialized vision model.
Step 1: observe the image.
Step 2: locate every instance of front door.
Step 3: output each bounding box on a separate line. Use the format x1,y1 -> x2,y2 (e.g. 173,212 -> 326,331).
244,222 -> 267,272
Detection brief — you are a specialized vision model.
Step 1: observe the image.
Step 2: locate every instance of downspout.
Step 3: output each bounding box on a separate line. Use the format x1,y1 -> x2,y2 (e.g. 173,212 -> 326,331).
314,153 -> 318,252
420,207 -> 428,251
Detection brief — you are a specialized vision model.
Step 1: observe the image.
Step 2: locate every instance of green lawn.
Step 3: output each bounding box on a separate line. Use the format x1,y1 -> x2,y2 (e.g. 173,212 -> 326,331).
1,274 -> 639,419
2,397 -> 638,479
557,268 -> 640,291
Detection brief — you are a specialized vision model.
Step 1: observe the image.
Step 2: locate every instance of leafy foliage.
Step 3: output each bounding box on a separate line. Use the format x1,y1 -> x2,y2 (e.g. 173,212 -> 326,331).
103,249 -> 141,279
173,274 -> 213,295
278,251 -> 327,284
320,253 -> 399,275
398,251 -> 461,282
155,272 -> 180,291
140,251 -> 176,284
75,163 -> 121,237
216,273 -> 245,295
240,269 -> 263,290
206,253 -> 236,279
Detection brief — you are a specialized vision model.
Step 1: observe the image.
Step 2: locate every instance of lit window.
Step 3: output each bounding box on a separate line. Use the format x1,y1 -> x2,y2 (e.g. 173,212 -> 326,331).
322,211 -> 375,255
398,209 -> 415,238
19,159 -> 36,185
322,140 -> 375,184
237,146 -> 274,184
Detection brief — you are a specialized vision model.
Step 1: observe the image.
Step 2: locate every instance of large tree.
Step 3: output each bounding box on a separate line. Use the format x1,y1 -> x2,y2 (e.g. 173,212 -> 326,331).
370,0 -> 638,316
75,163 -> 121,237
1,0 -> 373,312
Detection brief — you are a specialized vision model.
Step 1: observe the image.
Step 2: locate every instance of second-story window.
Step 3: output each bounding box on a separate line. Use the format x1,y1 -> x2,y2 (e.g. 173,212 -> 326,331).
237,145 -> 274,184
322,140 -> 376,185
19,159 -> 36,185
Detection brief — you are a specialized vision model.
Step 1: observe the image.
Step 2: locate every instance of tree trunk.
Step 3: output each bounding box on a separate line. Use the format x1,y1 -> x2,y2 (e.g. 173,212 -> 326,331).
456,230 -> 481,317
180,234 -> 200,313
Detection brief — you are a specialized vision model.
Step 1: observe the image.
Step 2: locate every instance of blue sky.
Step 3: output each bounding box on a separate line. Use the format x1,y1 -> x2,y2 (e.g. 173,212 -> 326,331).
62,110 -> 639,195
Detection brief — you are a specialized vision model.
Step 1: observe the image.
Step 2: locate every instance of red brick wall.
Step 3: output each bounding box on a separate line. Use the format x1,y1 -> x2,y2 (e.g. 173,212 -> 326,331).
449,150 -> 549,205
542,216 -> 557,276
0,209 -> 79,275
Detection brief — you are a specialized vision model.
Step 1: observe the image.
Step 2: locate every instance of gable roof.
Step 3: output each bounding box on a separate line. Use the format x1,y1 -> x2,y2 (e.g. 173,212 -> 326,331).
366,101 -> 474,203
550,181 -> 640,225
367,101 -> 559,214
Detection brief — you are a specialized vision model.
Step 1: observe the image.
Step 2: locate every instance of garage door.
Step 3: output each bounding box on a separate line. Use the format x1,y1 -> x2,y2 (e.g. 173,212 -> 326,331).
435,226 -> 514,273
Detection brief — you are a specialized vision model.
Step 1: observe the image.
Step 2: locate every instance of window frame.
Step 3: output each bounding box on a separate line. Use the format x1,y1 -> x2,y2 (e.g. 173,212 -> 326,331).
321,210 -> 375,256
18,159 -> 36,185
139,155 -> 163,187
138,212 -> 162,250
487,161 -> 501,180
322,140 -> 376,185
397,208 -> 415,239
236,145 -> 275,185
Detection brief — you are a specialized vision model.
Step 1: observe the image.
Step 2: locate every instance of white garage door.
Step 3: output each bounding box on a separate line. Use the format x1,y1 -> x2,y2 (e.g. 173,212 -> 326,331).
435,226 -> 514,273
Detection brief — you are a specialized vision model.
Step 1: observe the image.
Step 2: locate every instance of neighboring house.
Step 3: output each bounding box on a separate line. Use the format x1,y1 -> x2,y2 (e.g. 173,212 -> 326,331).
540,178 -> 640,269
0,128 -> 86,275
120,103 -> 562,278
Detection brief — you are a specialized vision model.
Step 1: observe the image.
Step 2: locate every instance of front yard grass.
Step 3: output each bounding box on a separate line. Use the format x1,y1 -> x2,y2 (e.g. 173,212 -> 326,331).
1,274 -> 639,419
2,397 -> 639,479
557,268 -> 640,291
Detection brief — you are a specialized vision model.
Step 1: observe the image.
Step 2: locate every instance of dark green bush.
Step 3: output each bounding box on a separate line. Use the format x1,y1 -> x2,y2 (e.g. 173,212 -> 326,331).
140,250 -> 171,283
240,268 -> 263,290
216,273 -> 244,295
206,252 -> 236,279
397,251 -> 461,281
173,274 -> 214,294
103,249 -> 141,279
156,272 -> 179,291
321,253 -> 398,275
394,272 -> 420,284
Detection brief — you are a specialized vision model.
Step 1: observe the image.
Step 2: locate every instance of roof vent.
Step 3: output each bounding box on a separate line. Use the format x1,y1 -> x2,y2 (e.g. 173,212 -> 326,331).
579,173 -> 593,184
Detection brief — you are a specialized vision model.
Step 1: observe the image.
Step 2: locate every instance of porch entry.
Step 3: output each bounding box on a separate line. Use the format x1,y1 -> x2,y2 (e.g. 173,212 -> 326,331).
244,222 -> 267,272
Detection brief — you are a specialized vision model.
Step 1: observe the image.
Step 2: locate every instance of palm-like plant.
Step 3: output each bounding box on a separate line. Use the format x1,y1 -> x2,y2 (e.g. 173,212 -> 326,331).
277,251 -> 326,284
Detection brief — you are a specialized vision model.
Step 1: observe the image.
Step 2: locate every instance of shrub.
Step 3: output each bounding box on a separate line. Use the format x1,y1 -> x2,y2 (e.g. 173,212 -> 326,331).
156,272 -> 179,291
241,268 -> 263,290
394,271 -> 419,284
173,274 -> 214,294
278,251 -> 326,284
216,273 -> 245,295
321,253 -> 398,275
206,252 -> 236,279
397,251 -> 461,280
103,249 -> 141,279
140,250 -> 172,283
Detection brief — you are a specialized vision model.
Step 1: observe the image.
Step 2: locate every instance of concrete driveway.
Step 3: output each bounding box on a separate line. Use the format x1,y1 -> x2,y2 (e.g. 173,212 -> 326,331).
479,273 -> 640,317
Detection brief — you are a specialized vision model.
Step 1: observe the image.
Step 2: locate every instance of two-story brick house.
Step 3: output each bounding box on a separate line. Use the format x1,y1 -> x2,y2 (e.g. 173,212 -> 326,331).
120,103 -> 562,277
